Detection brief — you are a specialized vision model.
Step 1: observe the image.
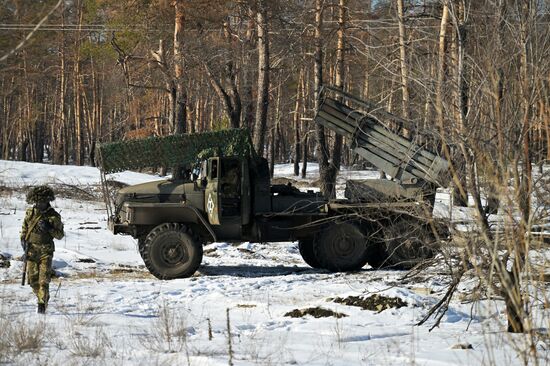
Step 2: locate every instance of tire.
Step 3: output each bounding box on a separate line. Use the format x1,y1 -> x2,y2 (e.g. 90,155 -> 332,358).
364,241 -> 387,269
313,222 -> 369,272
137,236 -> 146,260
141,223 -> 203,279
377,218 -> 436,270
298,239 -> 322,269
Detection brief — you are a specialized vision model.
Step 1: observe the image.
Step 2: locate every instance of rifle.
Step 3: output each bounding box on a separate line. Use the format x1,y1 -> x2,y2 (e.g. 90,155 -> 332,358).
21,239 -> 28,286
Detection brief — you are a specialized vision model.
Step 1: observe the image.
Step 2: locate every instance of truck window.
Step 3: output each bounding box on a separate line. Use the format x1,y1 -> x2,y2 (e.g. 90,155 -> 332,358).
210,159 -> 218,179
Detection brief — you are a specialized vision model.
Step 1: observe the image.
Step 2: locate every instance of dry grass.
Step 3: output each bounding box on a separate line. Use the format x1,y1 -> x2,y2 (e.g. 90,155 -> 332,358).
58,294 -> 100,327
65,266 -> 153,281
139,301 -> 191,358
7,317 -> 47,352
0,313 -> 50,363
69,326 -> 112,358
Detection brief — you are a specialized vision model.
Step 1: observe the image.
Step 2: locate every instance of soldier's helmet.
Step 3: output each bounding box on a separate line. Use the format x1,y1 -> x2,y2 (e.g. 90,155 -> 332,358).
26,185 -> 55,204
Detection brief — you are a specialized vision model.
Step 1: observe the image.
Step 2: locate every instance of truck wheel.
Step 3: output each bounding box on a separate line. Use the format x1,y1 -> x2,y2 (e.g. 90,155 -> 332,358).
378,219 -> 435,270
364,241 -> 387,269
314,222 -> 369,272
298,239 -> 322,269
141,223 -> 203,279
137,237 -> 146,260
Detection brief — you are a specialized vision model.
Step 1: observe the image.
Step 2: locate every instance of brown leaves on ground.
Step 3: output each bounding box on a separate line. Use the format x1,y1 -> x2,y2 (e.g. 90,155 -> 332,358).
332,294 -> 407,312
284,307 -> 347,319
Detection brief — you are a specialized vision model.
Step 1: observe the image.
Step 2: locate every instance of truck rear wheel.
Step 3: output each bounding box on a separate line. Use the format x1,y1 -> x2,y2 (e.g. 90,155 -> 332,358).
298,239 -> 322,269
314,222 -> 369,272
141,223 -> 203,279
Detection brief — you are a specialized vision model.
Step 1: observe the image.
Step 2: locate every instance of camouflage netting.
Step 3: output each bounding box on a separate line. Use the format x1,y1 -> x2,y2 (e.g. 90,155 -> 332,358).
96,128 -> 256,174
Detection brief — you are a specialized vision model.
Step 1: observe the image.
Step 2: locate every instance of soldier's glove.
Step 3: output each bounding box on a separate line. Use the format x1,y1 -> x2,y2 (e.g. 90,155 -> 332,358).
20,239 -> 27,251
37,220 -> 53,233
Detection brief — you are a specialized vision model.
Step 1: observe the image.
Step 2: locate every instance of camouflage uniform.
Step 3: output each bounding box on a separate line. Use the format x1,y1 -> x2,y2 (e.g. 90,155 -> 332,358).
21,186 -> 64,312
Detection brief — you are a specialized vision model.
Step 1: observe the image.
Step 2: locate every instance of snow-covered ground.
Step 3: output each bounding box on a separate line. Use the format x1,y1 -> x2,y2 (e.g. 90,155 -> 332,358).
0,160 -> 548,365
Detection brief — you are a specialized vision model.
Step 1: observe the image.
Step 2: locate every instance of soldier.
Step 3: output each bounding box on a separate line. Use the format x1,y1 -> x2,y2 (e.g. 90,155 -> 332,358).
20,185 -> 64,314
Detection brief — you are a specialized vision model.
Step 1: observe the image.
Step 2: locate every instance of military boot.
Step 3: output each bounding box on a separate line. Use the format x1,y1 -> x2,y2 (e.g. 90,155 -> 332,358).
37,303 -> 46,314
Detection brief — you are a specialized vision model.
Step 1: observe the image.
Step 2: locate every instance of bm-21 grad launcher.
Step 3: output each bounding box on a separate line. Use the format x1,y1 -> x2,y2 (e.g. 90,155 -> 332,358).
96,86 -> 449,279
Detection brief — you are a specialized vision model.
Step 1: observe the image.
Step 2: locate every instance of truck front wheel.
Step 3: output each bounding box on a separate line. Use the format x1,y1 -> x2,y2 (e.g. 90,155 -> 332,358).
140,223 -> 203,279
314,222 -> 369,272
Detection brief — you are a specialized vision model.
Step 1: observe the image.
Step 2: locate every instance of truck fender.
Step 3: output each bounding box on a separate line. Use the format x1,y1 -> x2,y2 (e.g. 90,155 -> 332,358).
125,202 -> 217,242
185,206 -> 217,242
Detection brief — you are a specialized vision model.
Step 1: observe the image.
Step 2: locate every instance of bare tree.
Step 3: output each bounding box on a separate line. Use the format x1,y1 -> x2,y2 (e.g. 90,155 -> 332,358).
396,0 -> 410,127
252,0 -> 270,156
315,0 -> 347,199
173,0 -> 187,135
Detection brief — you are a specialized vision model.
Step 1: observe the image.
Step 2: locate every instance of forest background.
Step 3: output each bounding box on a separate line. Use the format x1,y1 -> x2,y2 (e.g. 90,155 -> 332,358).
1,0 -> 548,192
1,0 -> 549,337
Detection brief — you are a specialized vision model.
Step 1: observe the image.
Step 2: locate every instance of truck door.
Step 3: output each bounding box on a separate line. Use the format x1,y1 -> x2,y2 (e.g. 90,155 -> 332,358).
205,157 -> 221,225
220,157 -> 242,220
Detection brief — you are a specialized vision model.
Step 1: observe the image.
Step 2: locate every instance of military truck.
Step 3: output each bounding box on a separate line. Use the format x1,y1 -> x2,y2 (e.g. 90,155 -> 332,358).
97,86 -> 449,279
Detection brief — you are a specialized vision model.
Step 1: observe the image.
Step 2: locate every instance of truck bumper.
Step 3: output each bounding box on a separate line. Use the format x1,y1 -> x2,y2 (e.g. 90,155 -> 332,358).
108,218 -> 132,235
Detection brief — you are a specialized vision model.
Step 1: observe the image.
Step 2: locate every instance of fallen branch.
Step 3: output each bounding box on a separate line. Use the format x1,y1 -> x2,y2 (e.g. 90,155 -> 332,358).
53,182 -> 99,200
417,264 -> 466,331
398,257 -> 438,282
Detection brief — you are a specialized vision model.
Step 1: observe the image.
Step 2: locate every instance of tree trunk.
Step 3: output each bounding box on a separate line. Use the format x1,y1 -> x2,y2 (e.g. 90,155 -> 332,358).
301,133 -> 308,179
56,1 -> 68,165
301,73 -> 309,179
269,127 -> 275,178
436,4 -> 449,137
271,82 -> 282,177
224,20 -> 241,129
324,0 -> 347,198
314,0 -> 331,198
396,0 -> 410,133
253,0 -> 270,157
451,1 -> 468,207
293,69 -> 303,176
74,2 -> 84,165
486,0 -> 507,214
174,0 -> 186,136
241,8 -> 256,129
505,0 -> 535,334
436,3 -> 466,205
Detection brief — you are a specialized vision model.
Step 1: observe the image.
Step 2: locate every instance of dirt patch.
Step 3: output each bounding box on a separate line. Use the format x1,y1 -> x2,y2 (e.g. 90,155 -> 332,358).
110,267 -> 140,274
0,253 -> 10,268
109,264 -> 147,274
204,248 -> 219,257
284,307 -> 347,319
237,248 -> 255,255
451,343 -> 473,350
333,294 -> 407,312
76,258 -> 96,263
